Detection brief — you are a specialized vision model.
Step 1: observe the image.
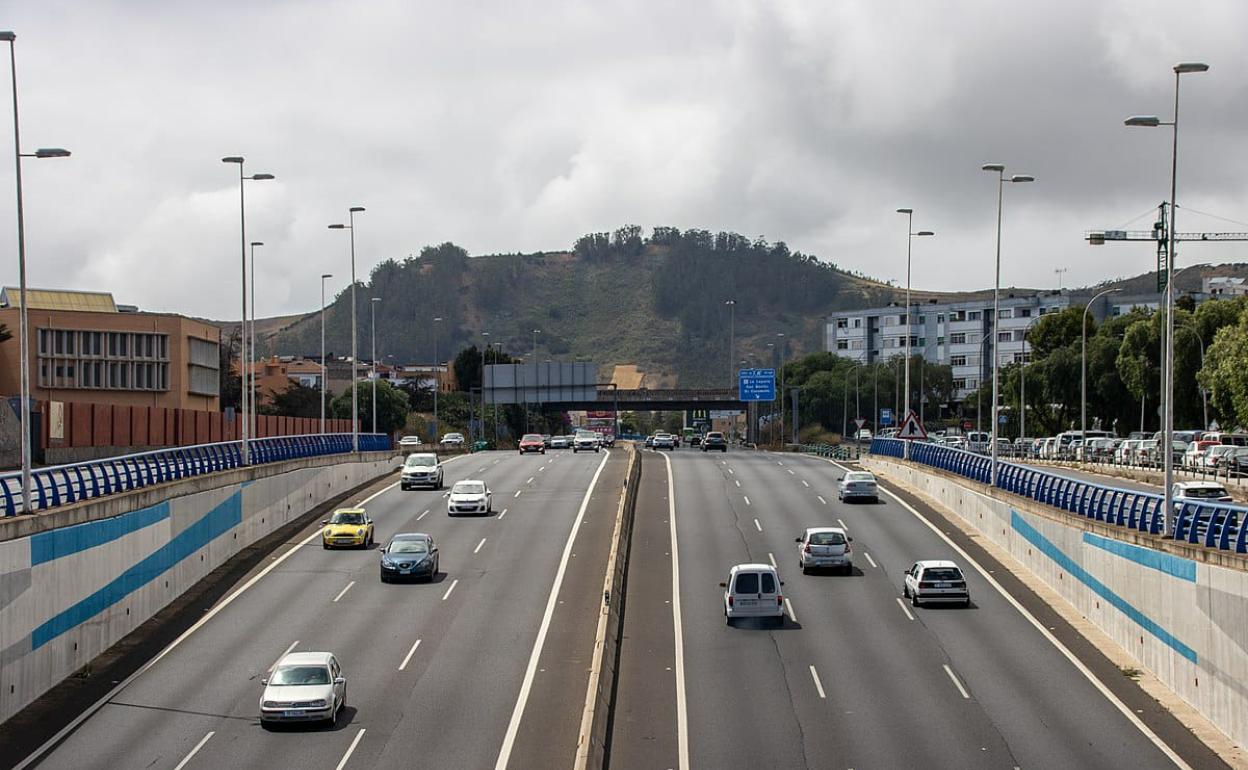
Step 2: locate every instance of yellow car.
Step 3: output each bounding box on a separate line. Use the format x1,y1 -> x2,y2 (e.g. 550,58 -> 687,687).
321,508 -> 375,549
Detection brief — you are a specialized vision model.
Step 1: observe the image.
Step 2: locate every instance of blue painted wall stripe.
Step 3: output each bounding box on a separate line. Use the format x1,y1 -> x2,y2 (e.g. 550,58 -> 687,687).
1011,510 -> 1198,664
31,493 -> 242,650
1082,532 -> 1197,583
30,503 -> 170,566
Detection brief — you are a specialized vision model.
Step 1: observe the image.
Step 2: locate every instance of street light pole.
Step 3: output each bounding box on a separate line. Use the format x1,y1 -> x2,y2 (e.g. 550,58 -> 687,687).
370,297 -> 380,434
249,240 -> 263,437
3,31 -> 70,513
1081,287 -> 1121,443
433,316 -> 442,441
725,299 -> 736,388
894,211 -> 935,421
320,273 -> 332,433
777,333 -> 786,445
328,206 -> 365,452
981,164 -> 1035,485
481,331 -> 490,443
1125,61 -> 1208,534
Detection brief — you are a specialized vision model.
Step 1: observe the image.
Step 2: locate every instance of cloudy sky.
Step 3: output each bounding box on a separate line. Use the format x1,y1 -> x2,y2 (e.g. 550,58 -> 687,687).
1,0 -> 1247,320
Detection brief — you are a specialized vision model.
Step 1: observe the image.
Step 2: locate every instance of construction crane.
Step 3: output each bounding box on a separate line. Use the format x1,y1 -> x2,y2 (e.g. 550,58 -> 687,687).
1086,202 -> 1248,291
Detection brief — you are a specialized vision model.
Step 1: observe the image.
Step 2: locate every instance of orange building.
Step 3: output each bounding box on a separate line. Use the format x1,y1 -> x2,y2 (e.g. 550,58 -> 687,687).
0,287 -> 221,411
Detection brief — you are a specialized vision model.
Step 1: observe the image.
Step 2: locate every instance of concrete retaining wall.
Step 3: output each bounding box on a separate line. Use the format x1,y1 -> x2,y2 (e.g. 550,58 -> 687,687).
0,452 -> 401,724
863,455 -> 1248,749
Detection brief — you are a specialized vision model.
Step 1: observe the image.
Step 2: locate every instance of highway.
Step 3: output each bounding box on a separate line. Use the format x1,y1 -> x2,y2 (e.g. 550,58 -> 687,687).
14,448 -> 626,770
610,448 -> 1227,770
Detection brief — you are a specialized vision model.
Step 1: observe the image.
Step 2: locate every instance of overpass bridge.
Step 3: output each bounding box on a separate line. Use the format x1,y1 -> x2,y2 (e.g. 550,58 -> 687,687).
534,387 -> 747,412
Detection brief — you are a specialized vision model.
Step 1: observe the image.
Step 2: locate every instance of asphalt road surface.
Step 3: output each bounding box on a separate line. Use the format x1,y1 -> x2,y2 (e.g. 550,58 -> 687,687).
16,448 -> 626,770
610,447 -> 1226,770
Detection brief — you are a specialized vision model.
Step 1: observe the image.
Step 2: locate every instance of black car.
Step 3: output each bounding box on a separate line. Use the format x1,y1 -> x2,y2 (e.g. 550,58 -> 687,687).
701,431 -> 728,452
689,434 -> 703,447
380,533 -> 439,583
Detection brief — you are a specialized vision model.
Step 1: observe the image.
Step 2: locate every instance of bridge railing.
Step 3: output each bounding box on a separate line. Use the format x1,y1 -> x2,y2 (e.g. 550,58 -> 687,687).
0,433 -> 392,518
870,437 -> 1248,554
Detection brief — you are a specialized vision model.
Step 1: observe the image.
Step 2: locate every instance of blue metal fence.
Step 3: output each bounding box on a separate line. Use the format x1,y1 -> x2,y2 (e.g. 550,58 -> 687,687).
1,433 -> 392,517
870,437 -> 1248,554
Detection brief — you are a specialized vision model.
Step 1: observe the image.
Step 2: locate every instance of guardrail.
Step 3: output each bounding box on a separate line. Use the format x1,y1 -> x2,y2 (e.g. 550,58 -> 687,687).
796,443 -> 857,460
870,437 -> 1248,553
0,433 -> 392,517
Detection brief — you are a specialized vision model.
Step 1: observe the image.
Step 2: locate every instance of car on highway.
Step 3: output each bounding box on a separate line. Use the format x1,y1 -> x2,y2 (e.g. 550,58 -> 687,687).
902,560 -> 970,607
1172,481 -> 1233,504
796,526 -> 853,574
720,563 -> 785,626
519,433 -> 546,454
652,433 -> 675,450
573,430 -> 600,453
550,435 -> 571,449
398,435 -> 423,449
440,432 -> 466,446
401,453 -> 444,490
321,508 -> 374,549
260,651 -> 346,726
541,434 -> 553,448
379,532 -> 440,582
644,435 -> 656,448
837,471 -> 879,503
448,479 -> 492,516
701,431 -> 728,452
601,434 -> 616,447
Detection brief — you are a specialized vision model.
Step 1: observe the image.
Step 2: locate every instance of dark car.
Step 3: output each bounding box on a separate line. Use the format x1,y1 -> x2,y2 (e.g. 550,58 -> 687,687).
701,431 -> 728,452
380,533 -> 439,583
519,434 -> 546,454
689,434 -> 703,446
542,434 -> 553,448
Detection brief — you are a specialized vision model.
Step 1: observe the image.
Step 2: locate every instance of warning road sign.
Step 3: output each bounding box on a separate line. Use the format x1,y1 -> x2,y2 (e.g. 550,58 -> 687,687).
896,410 -> 927,440
853,418 -> 866,431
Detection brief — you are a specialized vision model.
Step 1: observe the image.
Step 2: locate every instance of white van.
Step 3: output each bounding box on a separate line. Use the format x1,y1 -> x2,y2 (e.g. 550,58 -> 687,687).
721,563 -> 785,626
965,431 -> 991,453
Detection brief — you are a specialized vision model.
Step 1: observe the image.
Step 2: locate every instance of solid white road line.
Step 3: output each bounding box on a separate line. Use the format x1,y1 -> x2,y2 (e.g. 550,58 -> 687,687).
514,490 -> 522,498
494,450 -> 612,770
768,552 -> 777,568
539,466 -> 546,472
332,581 -> 356,603
526,477 -> 535,484
837,518 -> 848,530
734,479 -> 741,487
173,731 -> 215,770
657,450 -> 691,770
864,552 -> 878,569
474,537 -> 487,554
743,495 -> 751,506
441,579 -> 459,601
753,518 -> 762,532
801,479 -> 810,487
785,598 -> 797,623
417,509 -> 429,521
943,664 -> 971,699
498,508 -> 508,519
895,597 -> 916,621
809,666 -> 826,699
399,638 -> 422,671
816,495 -> 827,505
786,468 -> 795,475
828,457 -> 1193,770
335,728 -> 367,770
727,468 -> 735,475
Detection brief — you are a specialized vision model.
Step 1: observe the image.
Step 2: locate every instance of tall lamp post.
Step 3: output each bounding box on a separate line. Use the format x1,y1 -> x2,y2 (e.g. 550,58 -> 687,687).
320,273 -> 333,433
1125,61 -> 1208,533
725,299 -> 736,388
895,209 -> 935,423
3,30 -> 70,513
249,240 -> 263,437
981,164 -> 1035,485
481,331 -> 490,442
1080,287 -> 1121,442
776,333 -> 786,445
432,316 -> 442,441
328,206 -> 365,452
370,297 -> 381,434
222,157 -> 275,463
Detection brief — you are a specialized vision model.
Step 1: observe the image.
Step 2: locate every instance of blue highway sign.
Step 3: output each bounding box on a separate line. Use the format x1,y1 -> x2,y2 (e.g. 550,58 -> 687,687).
738,368 -> 776,401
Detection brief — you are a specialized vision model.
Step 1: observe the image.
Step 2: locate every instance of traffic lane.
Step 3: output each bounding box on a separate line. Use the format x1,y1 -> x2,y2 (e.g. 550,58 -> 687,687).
22,451 -> 518,769
504,448 -> 629,767
609,450 -> 680,770
709,452 -> 1017,769
664,450 -> 813,770
784,453 -> 1196,769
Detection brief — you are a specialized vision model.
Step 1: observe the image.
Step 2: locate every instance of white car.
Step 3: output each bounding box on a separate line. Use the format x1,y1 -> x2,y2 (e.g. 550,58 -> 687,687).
796,527 -> 853,574
447,479 -> 492,516
401,453 -> 444,490
440,432 -> 465,446
837,471 -> 879,503
902,560 -> 970,607
550,435 -> 572,449
398,435 -> 423,449
652,433 -> 675,450
260,651 -> 346,726
855,429 -> 872,441
573,430 -> 600,453
720,563 -> 785,626
1172,481 -> 1233,504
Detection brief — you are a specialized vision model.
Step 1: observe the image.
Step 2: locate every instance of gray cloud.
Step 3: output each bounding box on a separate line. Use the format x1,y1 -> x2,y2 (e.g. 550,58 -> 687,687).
1,0 -> 1246,320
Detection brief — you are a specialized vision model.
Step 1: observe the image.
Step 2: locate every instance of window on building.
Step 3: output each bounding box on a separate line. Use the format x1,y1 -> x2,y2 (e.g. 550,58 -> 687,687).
1014,330 -> 1026,341
952,378 -> 966,390
999,308 -> 1012,319
950,332 -> 966,345
915,337 -> 924,347
967,378 -> 978,389
850,340 -> 865,350
883,316 -> 896,327
852,318 -> 862,328
951,355 -> 968,366
836,318 -> 847,329
836,340 -> 849,350
899,314 -> 908,325
998,331 -> 1012,342
951,310 -> 967,322
968,311 -> 981,321
937,336 -> 945,345
1019,308 -> 1032,318
936,314 -> 945,324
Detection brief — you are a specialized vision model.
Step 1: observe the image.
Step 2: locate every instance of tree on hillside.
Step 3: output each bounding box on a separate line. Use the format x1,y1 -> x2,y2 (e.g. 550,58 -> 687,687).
331,380 -> 410,434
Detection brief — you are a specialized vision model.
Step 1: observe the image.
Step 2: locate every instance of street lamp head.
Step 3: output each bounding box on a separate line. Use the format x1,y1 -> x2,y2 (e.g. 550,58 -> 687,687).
1010,174 -> 1035,183
433,316 -> 443,322
981,163 -> 1005,173
896,208 -> 913,214
349,206 -> 365,213
371,297 -> 381,303
1174,62 -> 1209,74
34,148 -> 71,158
0,31 -> 15,42
222,156 -> 244,164
250,241 -> 264,247
321,273 -> 332,279
915,230 -> 935,237
725,299 -> 736,305
1125,115 -> 1162,127
250,173 -> 275,181
327,223 -> 346,230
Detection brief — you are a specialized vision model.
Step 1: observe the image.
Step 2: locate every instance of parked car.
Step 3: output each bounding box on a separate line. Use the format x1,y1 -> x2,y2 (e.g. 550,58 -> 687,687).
1201,444 -> 1239,469
321,508 -> 374,549
966,431 -> 991,453
856,429 -> 873,441
379,533 -> 439,582
701,431 -> 728,452
519,433 -> 546,454
447,480 -> 492,516
400,453 -> 444,490
902,560 -> 970,607
260,651 -> 346,726
795,527 -> 852,574
1077,437 -> 1118,462
837,471 -> 879,503
1183,440 -> 1219,469
720,563 -> 785,626
1114,439 -> 1142,464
